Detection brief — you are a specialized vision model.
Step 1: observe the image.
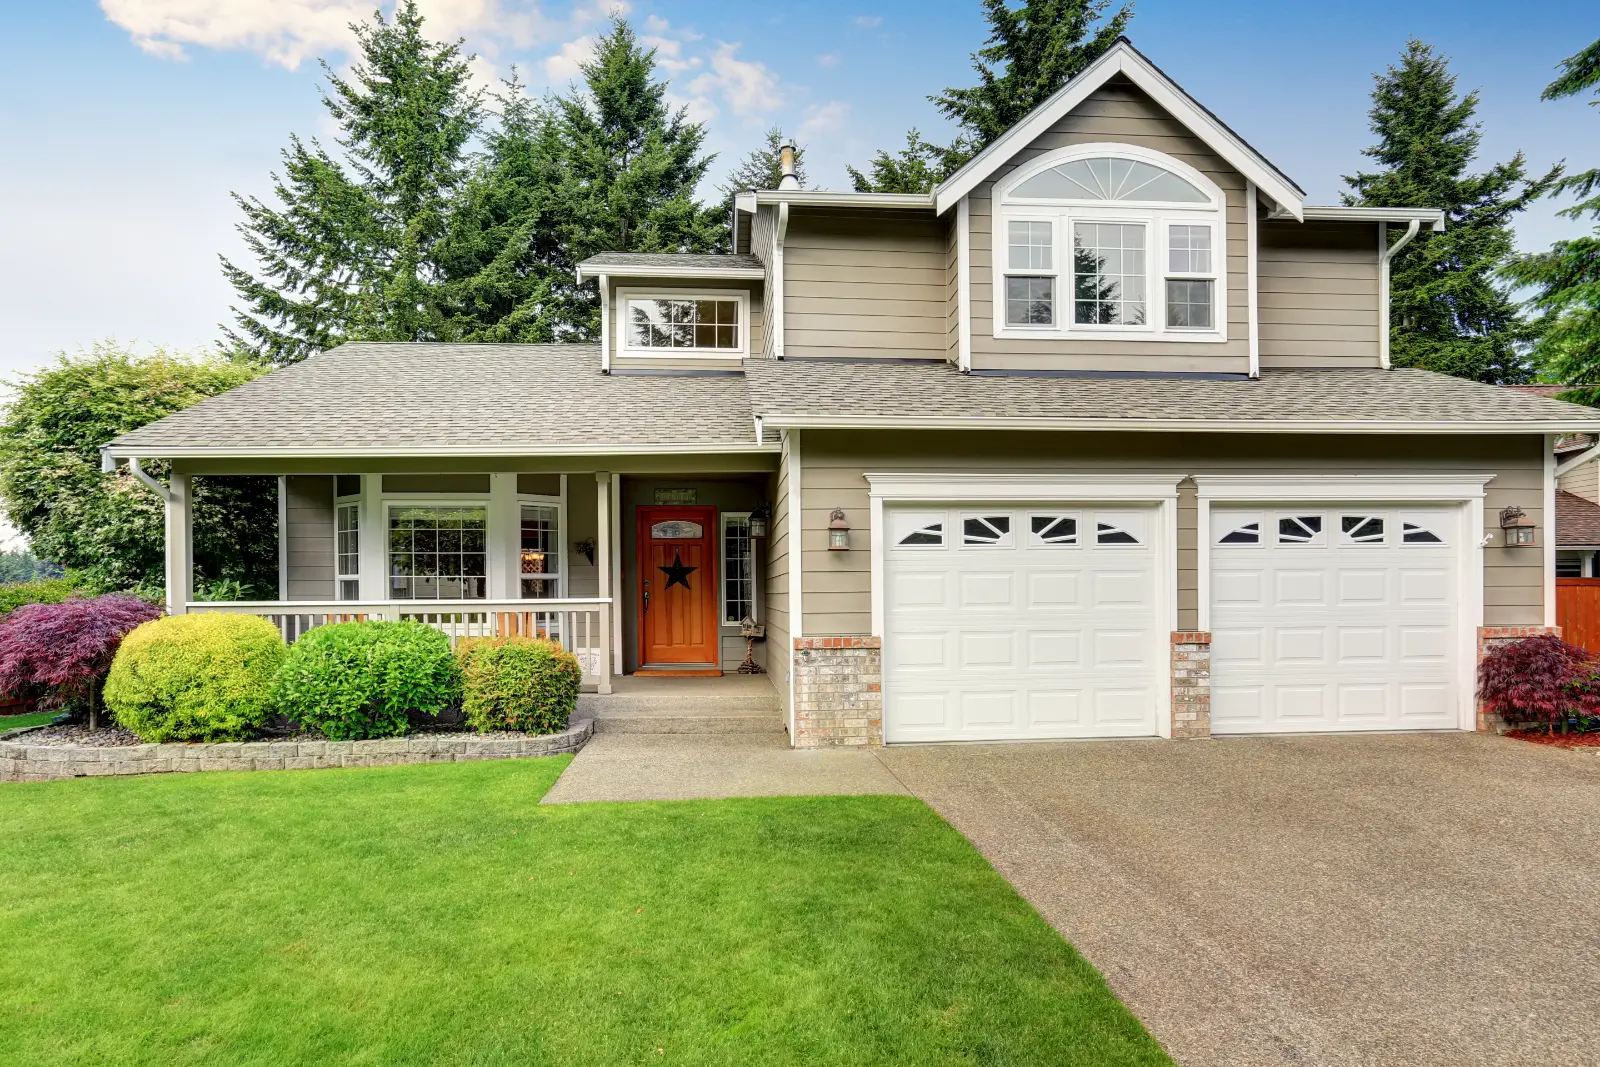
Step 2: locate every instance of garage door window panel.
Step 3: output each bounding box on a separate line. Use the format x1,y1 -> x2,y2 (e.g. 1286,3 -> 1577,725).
1030,515 -> 1080,546
1096,522 -> 1141,546
1400,515 -> 1445,545
1340,516 -> 1386,545
892,511 -> 946,548
1277,515 -> 1324,545
962,515 -> 1014,547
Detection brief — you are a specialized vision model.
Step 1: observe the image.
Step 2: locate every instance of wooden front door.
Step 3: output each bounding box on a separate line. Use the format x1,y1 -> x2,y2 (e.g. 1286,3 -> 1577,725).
637,506 -> 719,668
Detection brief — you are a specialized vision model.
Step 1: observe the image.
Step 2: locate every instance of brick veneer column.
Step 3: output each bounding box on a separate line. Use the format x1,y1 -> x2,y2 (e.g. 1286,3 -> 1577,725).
792,637 -> 883,747
1475,626 -> 1561,733
1171,631 -> 1212,739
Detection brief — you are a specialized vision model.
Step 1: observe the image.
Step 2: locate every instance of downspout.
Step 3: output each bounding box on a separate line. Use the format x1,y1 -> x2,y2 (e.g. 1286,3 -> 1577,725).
126,456 -> 172,503
598,273 -> 611,374
1378,218 -> 1421,370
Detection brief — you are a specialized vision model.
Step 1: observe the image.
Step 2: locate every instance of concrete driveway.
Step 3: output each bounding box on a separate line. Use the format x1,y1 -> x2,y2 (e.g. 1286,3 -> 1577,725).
878,733 -> 1600,1067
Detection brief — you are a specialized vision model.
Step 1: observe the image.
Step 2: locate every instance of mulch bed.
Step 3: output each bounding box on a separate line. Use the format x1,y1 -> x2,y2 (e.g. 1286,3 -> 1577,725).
1506,729 -> 1600,749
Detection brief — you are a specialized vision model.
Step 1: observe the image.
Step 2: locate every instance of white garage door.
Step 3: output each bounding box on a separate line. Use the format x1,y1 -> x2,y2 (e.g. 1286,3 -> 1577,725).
883,505 -> 1164,743
1209,506 -> 1462,734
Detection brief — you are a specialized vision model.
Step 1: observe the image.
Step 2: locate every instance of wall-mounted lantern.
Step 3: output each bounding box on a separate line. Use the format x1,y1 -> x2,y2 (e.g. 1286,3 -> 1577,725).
828,507 -> 851,551
749,504 -> 770,540
1499,505 -> 1537,546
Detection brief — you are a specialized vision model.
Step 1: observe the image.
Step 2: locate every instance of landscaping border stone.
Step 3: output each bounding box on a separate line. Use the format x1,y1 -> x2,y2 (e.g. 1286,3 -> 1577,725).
0,718 -> 591,783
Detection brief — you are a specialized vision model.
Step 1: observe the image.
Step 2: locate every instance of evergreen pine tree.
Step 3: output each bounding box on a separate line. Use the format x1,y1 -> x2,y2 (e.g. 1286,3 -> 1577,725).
850,0 -> 1130,192
221,1 -> 481,363
1344,39 -> 1559,383
1503,37 -> 1600,398
718,127 -> 806,216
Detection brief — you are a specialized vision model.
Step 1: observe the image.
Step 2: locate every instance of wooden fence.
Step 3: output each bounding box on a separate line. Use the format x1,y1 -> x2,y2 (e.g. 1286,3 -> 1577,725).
1556,578 -> 1600,653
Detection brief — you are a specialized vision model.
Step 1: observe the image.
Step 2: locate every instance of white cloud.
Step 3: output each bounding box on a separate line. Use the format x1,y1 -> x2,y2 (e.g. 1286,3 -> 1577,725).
687,41 -> 782,117
100,0 -> 369,69
816,51 -> 841,68
544,35 -> 595,83
641,34 -> 702,75
667,91 -> 719,125
798,100 -> 850,142
853,15 -> 882,29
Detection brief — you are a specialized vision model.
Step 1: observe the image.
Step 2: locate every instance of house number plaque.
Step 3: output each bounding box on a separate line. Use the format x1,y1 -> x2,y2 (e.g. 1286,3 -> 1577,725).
653,488 -> 697,505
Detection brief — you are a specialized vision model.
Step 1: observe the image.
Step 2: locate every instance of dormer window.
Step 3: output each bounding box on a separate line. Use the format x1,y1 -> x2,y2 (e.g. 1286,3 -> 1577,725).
617,288 -> 749,358
995,144 -> 1226,343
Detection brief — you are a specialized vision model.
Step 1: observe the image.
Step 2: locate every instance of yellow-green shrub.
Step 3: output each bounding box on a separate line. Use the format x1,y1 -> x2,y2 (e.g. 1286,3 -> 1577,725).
104,613 -> 285,742
457,637 -> 581,734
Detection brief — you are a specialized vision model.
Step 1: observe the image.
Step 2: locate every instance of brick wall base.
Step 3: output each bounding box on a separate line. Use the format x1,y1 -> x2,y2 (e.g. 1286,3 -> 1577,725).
793,636 -> 883,747
1476,626 -> 1562,733
1171,631 -> 1212,739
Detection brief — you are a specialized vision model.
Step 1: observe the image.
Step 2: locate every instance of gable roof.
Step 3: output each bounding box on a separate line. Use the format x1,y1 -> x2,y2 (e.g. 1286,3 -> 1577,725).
746,362 -> 1600,435
933,38 -> 1305,218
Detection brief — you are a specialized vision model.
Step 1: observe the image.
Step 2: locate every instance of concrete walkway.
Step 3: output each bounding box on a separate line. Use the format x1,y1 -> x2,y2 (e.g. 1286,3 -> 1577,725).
879,732 -> 1600,1067
540,731 -> 907,803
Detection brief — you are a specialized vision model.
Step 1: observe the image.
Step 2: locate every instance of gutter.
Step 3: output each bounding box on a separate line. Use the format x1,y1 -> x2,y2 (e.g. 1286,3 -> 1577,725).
755,413 -> 1600,435
575,263 -> 765,282
101,442 -> 783,460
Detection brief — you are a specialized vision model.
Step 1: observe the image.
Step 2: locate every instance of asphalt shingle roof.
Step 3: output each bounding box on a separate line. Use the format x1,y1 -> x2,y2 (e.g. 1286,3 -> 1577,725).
1557,490 -> 1600,548
745,361 -> 1600,428
107,344 -> 757,453
578,252 -> 764,273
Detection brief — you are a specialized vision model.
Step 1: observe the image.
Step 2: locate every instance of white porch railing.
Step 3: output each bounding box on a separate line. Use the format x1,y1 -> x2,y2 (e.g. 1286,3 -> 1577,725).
186,598 -> 613,692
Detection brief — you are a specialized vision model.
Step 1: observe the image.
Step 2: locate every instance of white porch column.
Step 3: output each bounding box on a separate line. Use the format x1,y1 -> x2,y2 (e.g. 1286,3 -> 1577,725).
595,471 -> 613,694
166,471 -> 193,614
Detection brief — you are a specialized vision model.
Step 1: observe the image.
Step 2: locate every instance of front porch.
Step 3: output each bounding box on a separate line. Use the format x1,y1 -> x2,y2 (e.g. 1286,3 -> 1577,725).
143,460 -> 780,702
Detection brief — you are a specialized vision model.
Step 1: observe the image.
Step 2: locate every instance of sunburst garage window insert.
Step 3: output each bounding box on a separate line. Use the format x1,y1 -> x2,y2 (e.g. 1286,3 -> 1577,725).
623,291 -> 746,356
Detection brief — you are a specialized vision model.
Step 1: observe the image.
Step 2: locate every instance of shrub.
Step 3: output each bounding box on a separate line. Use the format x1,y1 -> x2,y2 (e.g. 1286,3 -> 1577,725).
104,613 -> 285,742
277,621 -> 459,741
1478,634 -> 1600,734
0,594 -> 164,728
0,573 -> 97,616
457,637 -> 581,734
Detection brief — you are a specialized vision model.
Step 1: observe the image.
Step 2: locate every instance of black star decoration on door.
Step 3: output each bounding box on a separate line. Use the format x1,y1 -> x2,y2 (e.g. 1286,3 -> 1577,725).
659,551 -> 696,591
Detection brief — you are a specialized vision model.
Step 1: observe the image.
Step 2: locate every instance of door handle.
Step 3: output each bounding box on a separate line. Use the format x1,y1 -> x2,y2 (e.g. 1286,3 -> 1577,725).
643,585 -> 650,616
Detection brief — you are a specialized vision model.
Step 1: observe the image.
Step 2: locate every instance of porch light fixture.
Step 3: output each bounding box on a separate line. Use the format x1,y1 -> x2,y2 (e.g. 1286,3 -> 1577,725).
1499,506 -> 1536,546
749,504 -> 770,540
828,508 -> 850,551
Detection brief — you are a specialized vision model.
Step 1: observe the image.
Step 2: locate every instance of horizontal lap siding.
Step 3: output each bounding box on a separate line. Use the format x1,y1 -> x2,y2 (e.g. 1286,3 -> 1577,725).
969,79 -> 1250,373
799,430 -> 1546,635
1258,220 -> 1381,368
783,211 -> 950,360
1558,459 -> 1599,505
285,475 -> 335,600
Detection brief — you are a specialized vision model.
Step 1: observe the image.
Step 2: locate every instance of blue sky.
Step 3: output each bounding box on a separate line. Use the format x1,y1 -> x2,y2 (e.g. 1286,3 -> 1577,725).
0,0 -> 1595,376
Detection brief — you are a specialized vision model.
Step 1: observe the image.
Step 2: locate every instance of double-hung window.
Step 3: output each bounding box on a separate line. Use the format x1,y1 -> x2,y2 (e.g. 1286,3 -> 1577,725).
1165,224 -> 1216,330
1004,220 -> 1056,327
335,475 -> 361,601
519,503 -> 562,599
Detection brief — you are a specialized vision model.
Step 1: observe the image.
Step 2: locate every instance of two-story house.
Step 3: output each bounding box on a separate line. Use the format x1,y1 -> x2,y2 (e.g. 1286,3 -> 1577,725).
105,39 -> 1600,746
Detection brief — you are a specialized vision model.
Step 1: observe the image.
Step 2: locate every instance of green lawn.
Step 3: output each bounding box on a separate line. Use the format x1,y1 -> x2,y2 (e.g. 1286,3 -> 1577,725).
0,759 -> 1170,1067
0,711 -> 55,731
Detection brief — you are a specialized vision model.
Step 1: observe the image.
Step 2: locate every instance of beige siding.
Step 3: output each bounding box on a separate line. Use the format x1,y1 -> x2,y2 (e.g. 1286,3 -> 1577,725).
605,276 -> 763,372
1258,219 -> 1382,368
752,205 -> 778,359
566,474 -> 599,598
968,77 -> 1250,373
783,209 -> 950,360
798,430 -> 1546,635
284,475 -> 335,600
765,443 -> 792,717
1558,456 -> 1599,504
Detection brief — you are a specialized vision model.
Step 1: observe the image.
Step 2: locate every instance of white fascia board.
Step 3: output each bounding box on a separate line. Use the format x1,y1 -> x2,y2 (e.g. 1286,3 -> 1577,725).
758,413 -> 1600,434
105,442 -> 782,459
933,42 -> 1305,218
750,189 -> 935,210
866,471 -> 1180,502
1194,473 -> 1495,502
575,263 -> 765,281
1280,205 -> 1447,231
734,192 -> 757,213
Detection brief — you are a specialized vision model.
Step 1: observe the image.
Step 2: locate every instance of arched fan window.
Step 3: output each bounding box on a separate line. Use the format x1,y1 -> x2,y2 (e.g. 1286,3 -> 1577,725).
1011,157 -> 1210,204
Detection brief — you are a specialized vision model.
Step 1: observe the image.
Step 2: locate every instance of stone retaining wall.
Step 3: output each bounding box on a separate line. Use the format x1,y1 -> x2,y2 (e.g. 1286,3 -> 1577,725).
0,720 -> 591,783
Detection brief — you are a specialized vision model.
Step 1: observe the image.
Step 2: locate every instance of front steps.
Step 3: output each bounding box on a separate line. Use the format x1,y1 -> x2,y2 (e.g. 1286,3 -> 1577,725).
578,675 -> 785,736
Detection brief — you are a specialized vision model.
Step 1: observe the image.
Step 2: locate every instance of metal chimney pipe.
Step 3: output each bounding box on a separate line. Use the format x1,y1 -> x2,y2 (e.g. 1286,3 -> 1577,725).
778,143 -> 799,189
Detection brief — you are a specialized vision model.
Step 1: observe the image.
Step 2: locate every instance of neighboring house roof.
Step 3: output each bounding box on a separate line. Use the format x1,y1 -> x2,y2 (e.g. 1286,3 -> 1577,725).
1557,490 -> 1600,548
933,38 -> 1306,217
746,362 -> 1600,434
575,253 -> 765,281
103,344 -> 767,458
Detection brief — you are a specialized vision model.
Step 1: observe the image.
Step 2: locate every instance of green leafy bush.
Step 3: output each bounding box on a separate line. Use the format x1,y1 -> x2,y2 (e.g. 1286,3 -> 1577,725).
104,613 -> 286,742
0,573 -> 97,616
277,621 -> 459,740
457,637 -> 581,734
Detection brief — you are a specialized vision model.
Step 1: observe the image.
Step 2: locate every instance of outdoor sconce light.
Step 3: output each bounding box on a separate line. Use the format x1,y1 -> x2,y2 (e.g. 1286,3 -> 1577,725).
749,504 -> 770,539
1499,505 -> 1537,546
828,507 -> 851,551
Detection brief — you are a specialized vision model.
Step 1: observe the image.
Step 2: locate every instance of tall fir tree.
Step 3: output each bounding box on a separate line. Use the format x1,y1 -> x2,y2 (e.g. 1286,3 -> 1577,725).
1503,37 -> 1600,399
851,0 -> 1130,192
1344,39 -> 1558,383
222,1 -> 481,363
718,127 -> 806,218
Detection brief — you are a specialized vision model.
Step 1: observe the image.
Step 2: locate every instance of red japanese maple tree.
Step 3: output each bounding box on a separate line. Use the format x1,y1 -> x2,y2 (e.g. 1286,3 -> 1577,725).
1478,634 -> 1600,734
0,595 -> 162,729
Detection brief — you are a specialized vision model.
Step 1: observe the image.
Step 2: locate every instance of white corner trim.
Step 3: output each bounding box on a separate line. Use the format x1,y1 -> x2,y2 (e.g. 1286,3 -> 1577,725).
956,197 -> 972,372
784,429 -> 803,739
774,203 -> 790,359
1246,181 -> 1260,379
1193,473 -> 1496,502
933,42 -> 1304,218
276,474 -> 288,598
1546,433 -> 1558,628
598,273 -> 611,373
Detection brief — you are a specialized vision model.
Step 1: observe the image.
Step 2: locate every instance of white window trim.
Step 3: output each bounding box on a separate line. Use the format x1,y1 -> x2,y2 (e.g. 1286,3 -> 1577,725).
992,143 -> 1228,344
381,496 -> 495,602
615,287 -> 751,360
334,497 -> 361,601
516,492 -> 567,600
867,472 -> 1181,738
720,511 -> 756,626
1194,474 -> 1495,733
